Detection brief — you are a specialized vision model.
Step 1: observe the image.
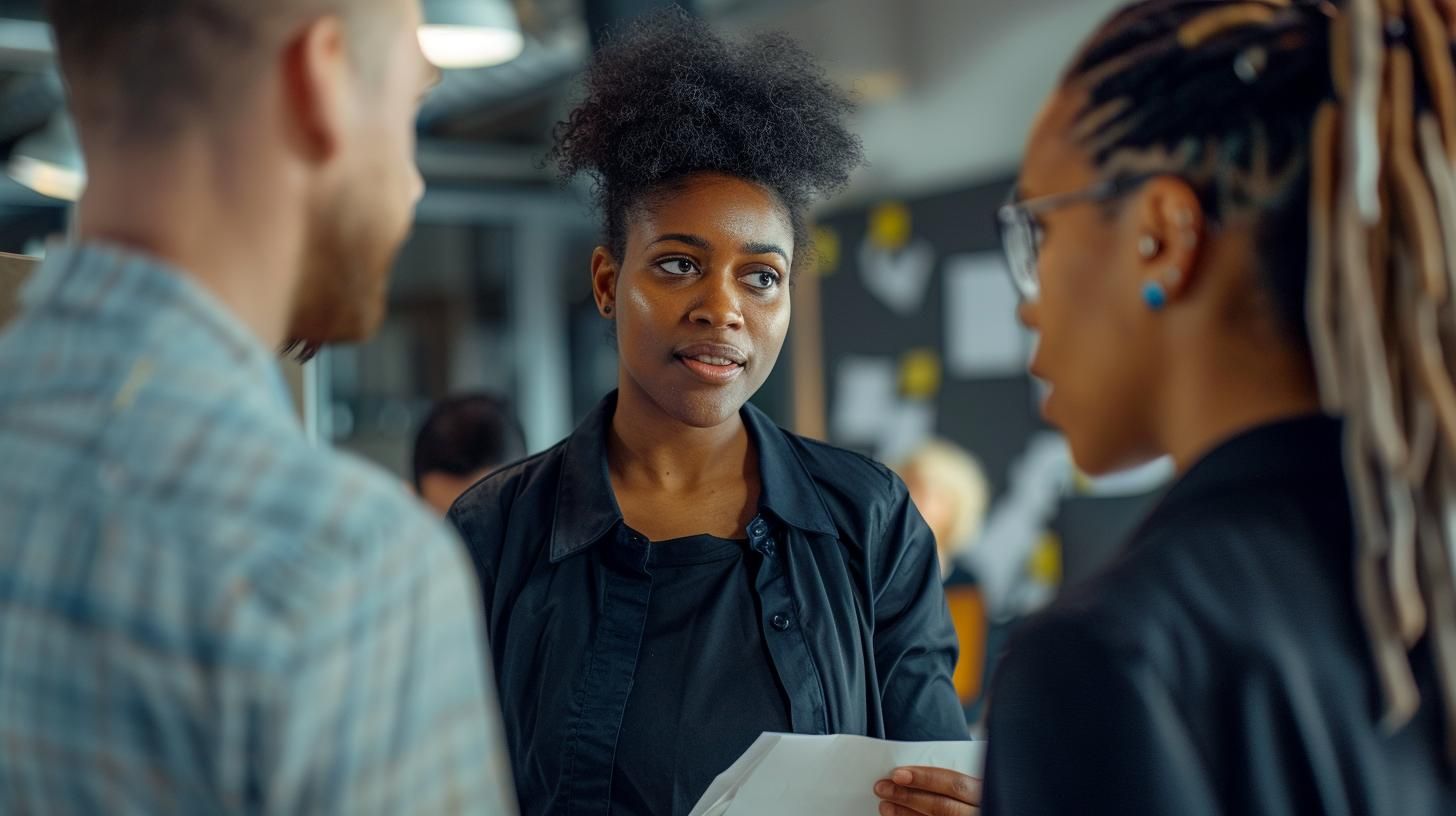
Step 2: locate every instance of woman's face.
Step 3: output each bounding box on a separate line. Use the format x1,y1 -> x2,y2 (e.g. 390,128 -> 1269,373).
594,173 -> 795,428
1015,89 -> 1174,475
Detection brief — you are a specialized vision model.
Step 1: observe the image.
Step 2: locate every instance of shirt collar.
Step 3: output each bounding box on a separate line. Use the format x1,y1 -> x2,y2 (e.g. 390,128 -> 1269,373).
549,391 -> 838,563
1154,413 -> 1345,514
25,241 -> 296,420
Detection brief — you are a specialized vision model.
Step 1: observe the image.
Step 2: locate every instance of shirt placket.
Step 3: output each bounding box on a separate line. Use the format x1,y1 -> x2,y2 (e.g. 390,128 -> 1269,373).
747,514 -> 829,735
558,525 -> 653,816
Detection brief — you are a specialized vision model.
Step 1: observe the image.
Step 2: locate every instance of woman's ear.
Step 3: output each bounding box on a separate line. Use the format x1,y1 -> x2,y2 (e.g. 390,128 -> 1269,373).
591,247 -> 618,318
1130,177 -> 1206,307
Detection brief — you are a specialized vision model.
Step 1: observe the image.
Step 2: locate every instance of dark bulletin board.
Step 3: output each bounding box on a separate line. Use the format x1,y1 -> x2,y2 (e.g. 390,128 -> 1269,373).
810,176 -> 1158,589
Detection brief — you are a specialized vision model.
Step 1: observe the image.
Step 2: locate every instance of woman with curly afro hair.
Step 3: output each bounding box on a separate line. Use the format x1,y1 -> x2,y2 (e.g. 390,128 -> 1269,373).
448,10 -> 976,816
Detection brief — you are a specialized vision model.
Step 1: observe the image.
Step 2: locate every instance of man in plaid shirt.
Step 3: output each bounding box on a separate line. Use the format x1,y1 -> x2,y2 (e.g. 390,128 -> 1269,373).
0,1 -> 515,813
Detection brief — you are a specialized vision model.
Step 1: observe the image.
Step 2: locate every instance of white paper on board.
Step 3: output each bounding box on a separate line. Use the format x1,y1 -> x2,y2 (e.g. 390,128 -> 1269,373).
831,356 -> 898,445
860,238 -> 937,316
876,400 -> 937,466
943,253 -> 1030,379
688,733 -> 986,816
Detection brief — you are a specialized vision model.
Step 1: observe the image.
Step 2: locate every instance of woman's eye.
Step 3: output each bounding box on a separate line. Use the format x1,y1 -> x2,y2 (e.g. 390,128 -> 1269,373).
657,258 -> 699,276
744,270 -> 781,290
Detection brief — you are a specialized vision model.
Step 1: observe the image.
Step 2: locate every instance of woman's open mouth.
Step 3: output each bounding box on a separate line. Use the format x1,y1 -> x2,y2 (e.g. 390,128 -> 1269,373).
675,344 -> 747,385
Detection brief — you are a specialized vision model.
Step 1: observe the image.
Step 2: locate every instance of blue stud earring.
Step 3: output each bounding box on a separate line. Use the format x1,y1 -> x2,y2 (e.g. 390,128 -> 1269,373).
1142,281 -> 1168,311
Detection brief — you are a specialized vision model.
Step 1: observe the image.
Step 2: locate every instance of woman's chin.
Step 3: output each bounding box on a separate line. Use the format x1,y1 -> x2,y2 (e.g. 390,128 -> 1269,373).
1066,433 -> 1158,481
650,389 -> 747,430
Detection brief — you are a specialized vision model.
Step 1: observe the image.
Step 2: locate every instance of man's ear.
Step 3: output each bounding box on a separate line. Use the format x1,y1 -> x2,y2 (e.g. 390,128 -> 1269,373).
281,14 -> 351,162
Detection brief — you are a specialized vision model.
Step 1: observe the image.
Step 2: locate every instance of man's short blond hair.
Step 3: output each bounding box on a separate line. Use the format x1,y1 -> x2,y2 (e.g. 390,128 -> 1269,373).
45,0 -> 391,142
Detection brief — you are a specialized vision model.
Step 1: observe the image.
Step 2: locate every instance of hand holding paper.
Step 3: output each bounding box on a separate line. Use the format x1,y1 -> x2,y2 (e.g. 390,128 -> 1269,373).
875,765 -> 982,815
688,733 -> 985,816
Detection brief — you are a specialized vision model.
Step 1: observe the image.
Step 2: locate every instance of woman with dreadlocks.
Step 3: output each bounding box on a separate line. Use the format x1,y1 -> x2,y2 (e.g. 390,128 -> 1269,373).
870,1 -> 1456,814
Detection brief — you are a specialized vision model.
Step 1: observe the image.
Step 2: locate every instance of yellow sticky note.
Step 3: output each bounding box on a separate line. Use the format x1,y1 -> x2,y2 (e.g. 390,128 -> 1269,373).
1029,531 -> 1063,586
900,348 -> 942,400
868,201 -> 913,251
812,226 -> 841,276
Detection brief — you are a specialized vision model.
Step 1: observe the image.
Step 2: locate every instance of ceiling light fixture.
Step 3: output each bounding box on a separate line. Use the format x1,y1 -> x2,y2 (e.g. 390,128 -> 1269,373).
7,113 -> 84,202
419,0 -> 525,70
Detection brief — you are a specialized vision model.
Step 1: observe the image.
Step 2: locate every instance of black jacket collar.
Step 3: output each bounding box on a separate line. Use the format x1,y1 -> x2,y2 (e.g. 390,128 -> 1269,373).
549,392 -> 838,563
1156,413 -> 1345,514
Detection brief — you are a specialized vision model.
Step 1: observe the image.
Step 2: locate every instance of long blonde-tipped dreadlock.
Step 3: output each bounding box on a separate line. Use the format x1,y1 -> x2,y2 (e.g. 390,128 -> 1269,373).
1066,0 -> 1456,759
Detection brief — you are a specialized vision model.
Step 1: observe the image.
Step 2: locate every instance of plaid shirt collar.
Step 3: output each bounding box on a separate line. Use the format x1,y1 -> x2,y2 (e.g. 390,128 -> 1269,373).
25,241 -> 296,420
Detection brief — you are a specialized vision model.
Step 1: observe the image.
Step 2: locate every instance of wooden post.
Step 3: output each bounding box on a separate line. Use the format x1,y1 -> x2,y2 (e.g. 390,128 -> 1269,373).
791,257 -> 828,441
0,252 -> 39,329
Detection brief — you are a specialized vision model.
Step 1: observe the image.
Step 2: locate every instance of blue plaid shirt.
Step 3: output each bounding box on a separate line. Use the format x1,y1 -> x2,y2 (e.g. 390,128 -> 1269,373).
0,244 -> 517,815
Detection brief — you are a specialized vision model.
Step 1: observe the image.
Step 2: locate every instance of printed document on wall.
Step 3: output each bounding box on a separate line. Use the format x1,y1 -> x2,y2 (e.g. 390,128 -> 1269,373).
944,253 -> 1030,379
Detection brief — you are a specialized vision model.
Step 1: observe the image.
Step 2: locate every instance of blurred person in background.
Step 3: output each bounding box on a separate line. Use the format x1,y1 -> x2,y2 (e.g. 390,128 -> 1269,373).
895,439 -> 990,579
0,1 -> 515,812
414,392 -> 527,514
449,11 -> 972,816
880,0 -> 1456,814
895,441 -> 997,725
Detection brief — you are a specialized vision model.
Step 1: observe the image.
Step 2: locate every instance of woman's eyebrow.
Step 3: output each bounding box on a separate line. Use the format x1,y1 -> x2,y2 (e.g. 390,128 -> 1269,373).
648,233 -> 712,251
743,242 -> 789,264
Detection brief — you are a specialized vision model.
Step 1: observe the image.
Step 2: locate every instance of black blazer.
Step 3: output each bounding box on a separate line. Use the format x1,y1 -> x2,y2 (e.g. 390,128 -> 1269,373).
449,392 -> 966,816
984,416 -> 1456,815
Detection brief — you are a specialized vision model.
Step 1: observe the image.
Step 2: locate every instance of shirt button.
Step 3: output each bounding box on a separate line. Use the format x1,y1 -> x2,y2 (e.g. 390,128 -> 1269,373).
771,613 -> 792,631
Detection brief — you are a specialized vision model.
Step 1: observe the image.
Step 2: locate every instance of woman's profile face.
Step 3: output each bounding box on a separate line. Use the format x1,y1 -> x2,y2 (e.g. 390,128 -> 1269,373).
1016,89 -> 1168,475
594,172 -> 795,428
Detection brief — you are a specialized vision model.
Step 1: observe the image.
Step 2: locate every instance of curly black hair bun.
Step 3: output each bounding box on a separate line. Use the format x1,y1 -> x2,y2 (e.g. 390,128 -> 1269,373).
550,8 -> 864,265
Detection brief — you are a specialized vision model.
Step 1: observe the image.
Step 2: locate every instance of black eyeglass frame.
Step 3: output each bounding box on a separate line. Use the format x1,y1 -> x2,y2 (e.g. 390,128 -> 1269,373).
996,173 -> 1160,301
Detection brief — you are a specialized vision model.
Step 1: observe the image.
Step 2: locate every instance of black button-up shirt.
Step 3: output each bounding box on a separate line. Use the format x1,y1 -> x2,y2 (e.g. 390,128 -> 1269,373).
984,416 -> 1456,814
450,393 -> 965,816
609,533 -> 791,815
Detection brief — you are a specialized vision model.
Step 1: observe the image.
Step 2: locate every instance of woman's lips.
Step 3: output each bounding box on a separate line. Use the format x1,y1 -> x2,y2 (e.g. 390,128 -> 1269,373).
677,354 -> 745,384
673,342 -> 748,385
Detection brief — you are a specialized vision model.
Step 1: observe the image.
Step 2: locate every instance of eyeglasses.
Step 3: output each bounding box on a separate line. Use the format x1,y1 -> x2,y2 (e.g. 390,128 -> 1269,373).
996,174 -> 1156,302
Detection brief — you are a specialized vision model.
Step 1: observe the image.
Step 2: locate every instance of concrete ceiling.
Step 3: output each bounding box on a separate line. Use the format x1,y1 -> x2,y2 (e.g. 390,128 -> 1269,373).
421,0 -> 1127,201
715,0 -> 1126,203
0,0 -> 1131,204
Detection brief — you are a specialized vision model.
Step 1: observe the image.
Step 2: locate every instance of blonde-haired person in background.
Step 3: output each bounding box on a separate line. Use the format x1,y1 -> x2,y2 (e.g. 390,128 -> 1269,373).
895,440 -> 994,729
895,439 -> 990,578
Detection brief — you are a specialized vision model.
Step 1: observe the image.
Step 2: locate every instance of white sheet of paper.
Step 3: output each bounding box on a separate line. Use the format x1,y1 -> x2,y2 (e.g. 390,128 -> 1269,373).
688,734 -> 986,816
830,356 -> 898,445
943,253 -> 1030,379
875,400 -> 937,466
860,238 -> 937,316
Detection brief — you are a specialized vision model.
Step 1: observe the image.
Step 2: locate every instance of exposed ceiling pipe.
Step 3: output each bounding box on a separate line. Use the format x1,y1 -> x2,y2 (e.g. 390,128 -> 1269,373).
8,110 -> 82,201
0,69 -> 61,148
0,17 -> 52,69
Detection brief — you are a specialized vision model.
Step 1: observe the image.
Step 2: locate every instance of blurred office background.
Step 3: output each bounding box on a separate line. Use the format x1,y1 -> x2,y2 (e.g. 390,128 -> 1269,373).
0,0 -> 1172,724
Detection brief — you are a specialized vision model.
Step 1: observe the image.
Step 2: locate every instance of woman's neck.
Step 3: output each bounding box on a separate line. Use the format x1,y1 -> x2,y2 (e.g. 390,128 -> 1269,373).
608,378 -> 752,494
1158,333 -> 1324,474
